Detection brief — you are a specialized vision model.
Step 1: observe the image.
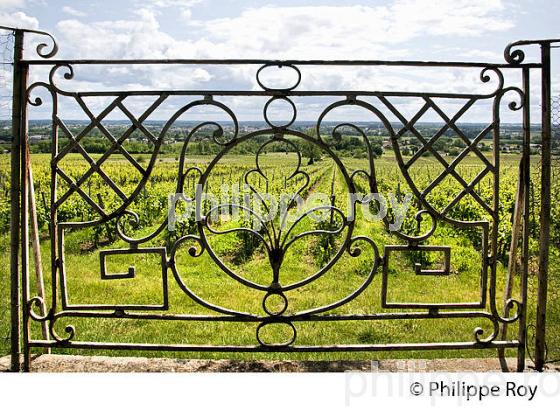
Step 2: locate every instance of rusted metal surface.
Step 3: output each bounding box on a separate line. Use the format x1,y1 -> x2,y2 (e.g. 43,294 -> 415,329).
535,43 -> 552,372
9,29 -> 24,372
3,26 -> 558,372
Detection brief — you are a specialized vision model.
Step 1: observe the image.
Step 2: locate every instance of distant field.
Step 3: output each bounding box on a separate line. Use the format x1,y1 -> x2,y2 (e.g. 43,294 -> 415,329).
0,151 -> 558,361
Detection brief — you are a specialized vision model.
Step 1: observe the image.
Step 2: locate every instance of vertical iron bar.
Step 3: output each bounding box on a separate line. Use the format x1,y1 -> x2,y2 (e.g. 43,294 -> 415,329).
20,61 -> 30,372
535,43 -> 551,372
490,71 -> 501,361
517,67 -> 530,371
9,29 -> 24,372
50,72 -> 59,338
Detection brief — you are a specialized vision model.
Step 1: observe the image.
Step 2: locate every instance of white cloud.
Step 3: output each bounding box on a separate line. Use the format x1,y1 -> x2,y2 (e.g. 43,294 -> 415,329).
457,49 -> 502,60
180,8 -> 192,20
62,6 -> 86,18
55,1 -> 513,60
0,0 -> 25,10
56,9 -> 167,59
137,0 -> 200,24
53,9 -> 213,96
48,1 -> 519,122
0,10 -> 38,28
390,0 -> 512,36
142,0 -> 203,7
199,1 -> 512,59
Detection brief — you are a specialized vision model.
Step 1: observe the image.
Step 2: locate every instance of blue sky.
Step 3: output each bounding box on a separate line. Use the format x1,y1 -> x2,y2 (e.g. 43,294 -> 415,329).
1,0 -> 559,122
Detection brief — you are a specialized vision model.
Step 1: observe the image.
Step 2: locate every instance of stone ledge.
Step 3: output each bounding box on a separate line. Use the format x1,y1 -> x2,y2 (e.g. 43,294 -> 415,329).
2,354 -> 555,372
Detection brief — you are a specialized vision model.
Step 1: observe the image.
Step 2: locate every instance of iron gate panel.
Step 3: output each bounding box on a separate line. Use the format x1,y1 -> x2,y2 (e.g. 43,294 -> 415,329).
5,26 -> 558,371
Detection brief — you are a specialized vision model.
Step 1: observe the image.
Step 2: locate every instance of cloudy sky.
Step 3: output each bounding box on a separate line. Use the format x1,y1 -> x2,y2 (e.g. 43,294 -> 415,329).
1,0 -> 559,123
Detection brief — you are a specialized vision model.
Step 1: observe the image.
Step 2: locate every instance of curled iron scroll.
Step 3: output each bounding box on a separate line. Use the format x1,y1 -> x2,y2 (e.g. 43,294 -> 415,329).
0,26 -> 59,58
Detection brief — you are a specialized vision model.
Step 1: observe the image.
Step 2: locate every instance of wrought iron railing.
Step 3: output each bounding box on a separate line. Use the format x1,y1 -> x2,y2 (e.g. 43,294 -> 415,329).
3,25 -> 558,372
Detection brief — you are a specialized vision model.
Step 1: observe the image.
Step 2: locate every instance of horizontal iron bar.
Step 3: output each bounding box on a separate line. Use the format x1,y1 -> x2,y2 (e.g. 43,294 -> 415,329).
508,39 -> 560,46
382,302 -> 484,309
21,58 -> 542,68
51,311 -> 496,321
48,90 -> 500,99
29,340 -> 520,352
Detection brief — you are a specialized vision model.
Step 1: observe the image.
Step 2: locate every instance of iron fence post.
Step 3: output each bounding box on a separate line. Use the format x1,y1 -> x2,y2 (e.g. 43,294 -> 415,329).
517,67 -> 531,371
535,42 -> 552,372
9,29 -> 25,372
20,63 -> 30,372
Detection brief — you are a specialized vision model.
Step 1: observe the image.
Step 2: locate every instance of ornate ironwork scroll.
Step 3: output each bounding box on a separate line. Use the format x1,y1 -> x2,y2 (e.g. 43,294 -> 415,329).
7,27 -> 554,372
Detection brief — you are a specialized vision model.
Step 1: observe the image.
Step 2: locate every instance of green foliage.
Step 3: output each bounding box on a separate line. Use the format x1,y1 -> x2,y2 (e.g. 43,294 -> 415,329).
0,151 -> 559,359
